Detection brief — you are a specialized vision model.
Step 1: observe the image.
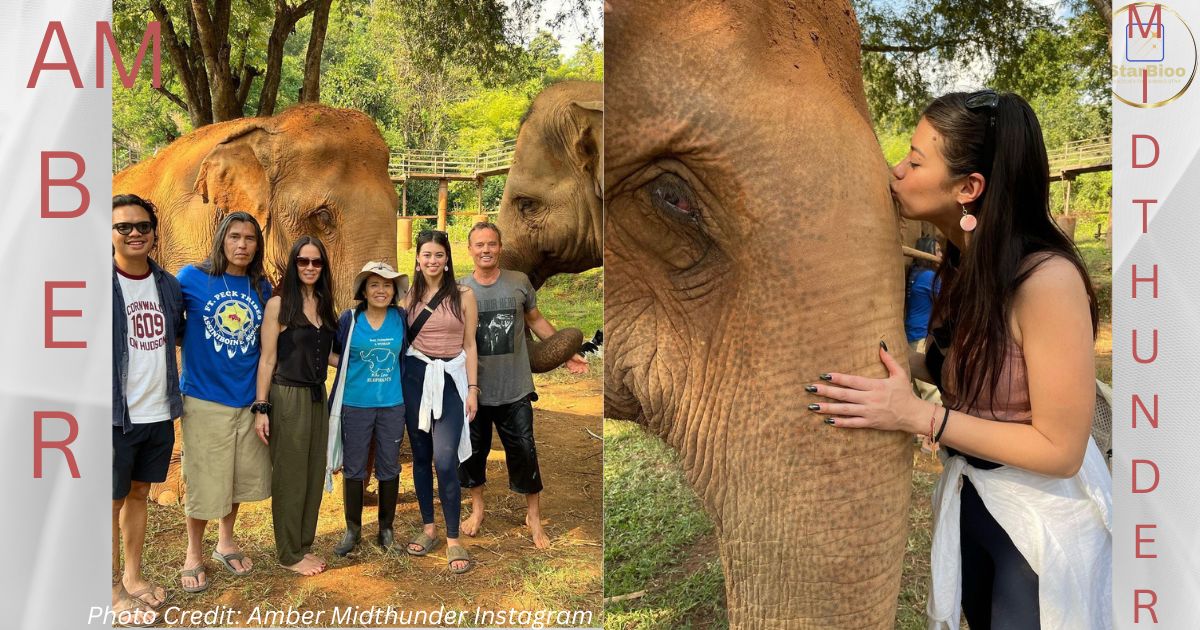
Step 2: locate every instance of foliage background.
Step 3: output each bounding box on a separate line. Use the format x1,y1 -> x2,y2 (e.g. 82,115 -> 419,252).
112,0 -> 603,218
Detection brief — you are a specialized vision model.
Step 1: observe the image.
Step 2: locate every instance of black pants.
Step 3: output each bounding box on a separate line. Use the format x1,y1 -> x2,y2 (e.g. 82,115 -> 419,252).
960,478 -> 1041,629
458,397 -> 543,494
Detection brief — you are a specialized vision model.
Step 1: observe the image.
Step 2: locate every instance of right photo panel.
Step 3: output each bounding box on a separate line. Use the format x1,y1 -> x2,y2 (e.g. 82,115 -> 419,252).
603,2 -> 1114,628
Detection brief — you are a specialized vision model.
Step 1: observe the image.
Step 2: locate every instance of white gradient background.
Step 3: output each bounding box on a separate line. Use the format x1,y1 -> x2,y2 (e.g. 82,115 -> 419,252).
1112,0 -> 1200,627
0,2 -> 111,629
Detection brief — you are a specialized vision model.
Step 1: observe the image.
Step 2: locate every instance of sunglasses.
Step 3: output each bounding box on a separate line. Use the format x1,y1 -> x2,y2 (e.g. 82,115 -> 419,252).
965,90 -> 999,175
296,256 -> 324,269
113,222 -> 154,235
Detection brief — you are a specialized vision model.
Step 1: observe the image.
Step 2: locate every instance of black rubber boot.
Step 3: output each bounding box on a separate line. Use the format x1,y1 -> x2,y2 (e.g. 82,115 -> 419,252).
334,479 -> 363,556
377,478 -> 399,551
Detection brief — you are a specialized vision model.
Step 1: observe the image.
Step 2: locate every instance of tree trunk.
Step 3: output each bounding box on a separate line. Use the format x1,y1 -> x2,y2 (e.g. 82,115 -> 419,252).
148,0 -> 212,127
259,0 -> 319,117
300,0 -> 333,102
191,0 -> 241,121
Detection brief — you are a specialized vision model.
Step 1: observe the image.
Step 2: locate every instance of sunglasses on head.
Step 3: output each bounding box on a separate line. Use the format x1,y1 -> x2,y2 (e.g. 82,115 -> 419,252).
296,256 -> 324,269
113,222 -> 154,235
965,90 -> 999,175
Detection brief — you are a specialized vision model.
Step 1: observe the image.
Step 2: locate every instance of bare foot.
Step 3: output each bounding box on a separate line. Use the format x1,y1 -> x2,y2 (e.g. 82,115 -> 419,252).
304,553 -> 326,568
283,556 -> 324,576
113,594 -> 158,626
526,515 -> 551,549
461,509 -> 484,537
123,577 -> 167,608
215,543 -> 252,573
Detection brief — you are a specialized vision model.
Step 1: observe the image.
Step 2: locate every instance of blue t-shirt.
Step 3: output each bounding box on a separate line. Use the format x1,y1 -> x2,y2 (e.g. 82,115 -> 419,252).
343,309 -> 405,408
905,268 -> 938,343
178,265 -> 271,407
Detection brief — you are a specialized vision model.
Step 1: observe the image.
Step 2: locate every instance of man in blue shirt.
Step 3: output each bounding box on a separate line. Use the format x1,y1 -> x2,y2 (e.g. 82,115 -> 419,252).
176,212 -> 273,592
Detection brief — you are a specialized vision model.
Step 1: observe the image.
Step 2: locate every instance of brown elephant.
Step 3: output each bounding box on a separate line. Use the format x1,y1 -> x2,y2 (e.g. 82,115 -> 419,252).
114,103 -> 399,308
496,80 -> 603,371
605,2 -> 911,628
497,80 -> 602,289
114,104 -> 399,504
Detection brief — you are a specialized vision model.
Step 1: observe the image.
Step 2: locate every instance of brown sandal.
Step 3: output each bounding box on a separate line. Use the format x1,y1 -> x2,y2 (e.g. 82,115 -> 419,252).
447,545 -> 473,574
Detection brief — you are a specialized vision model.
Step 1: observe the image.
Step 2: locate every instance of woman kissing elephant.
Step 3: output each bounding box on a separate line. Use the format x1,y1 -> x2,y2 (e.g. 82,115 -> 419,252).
605,2 -> 911,628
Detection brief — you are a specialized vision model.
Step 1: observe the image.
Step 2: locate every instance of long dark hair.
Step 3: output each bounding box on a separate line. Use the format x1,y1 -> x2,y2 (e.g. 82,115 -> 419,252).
927,91 -> 1097,412
275,236 -> 338,329
407,230 -> 463,321
199,211 -> 269,304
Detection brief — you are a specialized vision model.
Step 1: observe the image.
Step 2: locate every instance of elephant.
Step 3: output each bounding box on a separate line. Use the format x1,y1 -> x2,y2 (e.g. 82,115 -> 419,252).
497,80 -> 603,289
113,103 -> 399,309
496,80 -> 603,371
605,2 -> 912,628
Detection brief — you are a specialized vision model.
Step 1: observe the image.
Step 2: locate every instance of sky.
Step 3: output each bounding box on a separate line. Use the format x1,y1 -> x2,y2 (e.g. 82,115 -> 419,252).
505,0 -> 603,55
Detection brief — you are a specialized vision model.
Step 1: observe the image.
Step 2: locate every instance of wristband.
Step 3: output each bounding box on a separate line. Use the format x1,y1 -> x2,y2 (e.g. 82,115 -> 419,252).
933,406 -> 951,443
251,401 -> 272,415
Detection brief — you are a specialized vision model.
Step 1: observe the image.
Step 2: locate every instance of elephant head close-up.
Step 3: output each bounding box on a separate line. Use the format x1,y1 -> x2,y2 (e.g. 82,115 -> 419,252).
113,104 -> 399,309
605,1 -> 912,628
497,80 -> 603,290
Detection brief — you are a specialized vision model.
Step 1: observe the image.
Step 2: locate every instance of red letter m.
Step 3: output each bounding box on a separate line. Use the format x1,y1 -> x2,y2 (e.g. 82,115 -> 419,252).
96,22 -> 161,88
1129,4 -> 1164,39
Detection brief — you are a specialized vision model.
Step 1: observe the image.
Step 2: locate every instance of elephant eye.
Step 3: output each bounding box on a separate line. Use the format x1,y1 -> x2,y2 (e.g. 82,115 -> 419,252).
648,173 -> 699,222
515,196 -> 541,217
312,208 -> 336,233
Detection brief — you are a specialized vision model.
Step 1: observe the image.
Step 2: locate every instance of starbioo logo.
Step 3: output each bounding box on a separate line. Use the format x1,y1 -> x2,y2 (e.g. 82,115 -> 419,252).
1113,2 -> 1198,108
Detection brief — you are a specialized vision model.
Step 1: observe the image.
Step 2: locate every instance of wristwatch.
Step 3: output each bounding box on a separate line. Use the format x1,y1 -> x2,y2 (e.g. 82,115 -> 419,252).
251,401 -> 272,415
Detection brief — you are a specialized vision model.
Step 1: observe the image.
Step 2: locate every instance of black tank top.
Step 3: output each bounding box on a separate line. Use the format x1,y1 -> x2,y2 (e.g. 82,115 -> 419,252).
274,323 -> 334,398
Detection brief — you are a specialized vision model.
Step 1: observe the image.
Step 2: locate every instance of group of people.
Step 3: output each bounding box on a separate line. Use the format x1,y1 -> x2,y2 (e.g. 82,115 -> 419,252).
111,194 -> 583,626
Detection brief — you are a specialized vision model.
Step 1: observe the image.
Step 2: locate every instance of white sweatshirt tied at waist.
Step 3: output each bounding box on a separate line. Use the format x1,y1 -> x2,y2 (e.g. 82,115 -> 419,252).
405,346 -> 472,463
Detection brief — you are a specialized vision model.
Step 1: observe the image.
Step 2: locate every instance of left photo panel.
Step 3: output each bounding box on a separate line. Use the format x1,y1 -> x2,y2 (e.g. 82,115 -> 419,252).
110,1 -> 602,626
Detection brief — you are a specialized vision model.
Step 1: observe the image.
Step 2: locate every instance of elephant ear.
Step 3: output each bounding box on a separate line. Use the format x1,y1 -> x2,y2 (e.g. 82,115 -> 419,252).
192,126 -> 275,230
570,100 -> 604,200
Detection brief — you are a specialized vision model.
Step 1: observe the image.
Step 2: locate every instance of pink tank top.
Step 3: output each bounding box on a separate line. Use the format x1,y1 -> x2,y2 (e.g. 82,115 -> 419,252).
408,296 -> 465,358
938,252 -> 1063,425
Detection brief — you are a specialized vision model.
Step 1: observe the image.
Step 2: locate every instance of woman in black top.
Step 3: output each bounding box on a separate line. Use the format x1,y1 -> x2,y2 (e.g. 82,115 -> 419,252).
254,236 -> 338,576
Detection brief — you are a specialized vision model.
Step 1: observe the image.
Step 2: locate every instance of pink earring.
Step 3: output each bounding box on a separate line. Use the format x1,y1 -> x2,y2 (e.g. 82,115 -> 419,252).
959,204 -> 977,232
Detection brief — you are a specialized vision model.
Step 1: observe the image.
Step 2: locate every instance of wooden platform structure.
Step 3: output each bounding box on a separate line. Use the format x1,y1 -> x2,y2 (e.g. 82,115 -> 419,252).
1047,136 -> 1111,216
390,140 -> 517,231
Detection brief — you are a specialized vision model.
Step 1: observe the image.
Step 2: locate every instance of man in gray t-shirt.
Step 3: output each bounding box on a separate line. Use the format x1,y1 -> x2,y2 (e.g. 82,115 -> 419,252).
458,222 -> 587,548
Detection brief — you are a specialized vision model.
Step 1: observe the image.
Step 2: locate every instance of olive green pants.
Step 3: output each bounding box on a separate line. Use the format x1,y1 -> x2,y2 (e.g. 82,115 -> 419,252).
268,383 -> 329,566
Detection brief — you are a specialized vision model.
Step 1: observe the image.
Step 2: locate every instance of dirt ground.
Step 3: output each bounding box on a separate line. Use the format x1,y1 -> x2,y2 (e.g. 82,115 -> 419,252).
137,372 -> 603,627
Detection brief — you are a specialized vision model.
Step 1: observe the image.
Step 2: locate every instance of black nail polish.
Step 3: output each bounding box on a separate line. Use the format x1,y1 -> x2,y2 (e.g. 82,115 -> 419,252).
819,373 -> 833,381
808,403 -> 820,411
823,418 -> 836,425
804,385 -> 818,393
880,340 -> 889,352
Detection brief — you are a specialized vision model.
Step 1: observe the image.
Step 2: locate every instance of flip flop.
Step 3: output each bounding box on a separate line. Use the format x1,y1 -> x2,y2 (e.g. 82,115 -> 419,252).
179,565 -> 209,593
212,549 -> 253,576
406,531 -> 439,556
127,584 -> 170,610
447,545 -> 473,574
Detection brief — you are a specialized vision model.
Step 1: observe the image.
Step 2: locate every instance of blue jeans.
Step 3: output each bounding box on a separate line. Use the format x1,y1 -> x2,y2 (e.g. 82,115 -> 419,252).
402,355 -> 464,538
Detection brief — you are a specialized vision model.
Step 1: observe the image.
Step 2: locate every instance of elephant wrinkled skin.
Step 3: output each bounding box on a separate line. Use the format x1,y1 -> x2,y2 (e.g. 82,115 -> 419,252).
605,2 -> 911,627
113,104 -> 399,308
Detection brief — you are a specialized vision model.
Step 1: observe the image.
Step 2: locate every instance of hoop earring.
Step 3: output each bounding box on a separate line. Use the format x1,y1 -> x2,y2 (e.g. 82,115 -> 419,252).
959,204 -> 977,232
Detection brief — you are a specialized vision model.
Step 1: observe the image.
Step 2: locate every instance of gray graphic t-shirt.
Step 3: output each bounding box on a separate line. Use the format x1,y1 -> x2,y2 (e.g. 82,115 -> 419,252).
461,269 -> 537,405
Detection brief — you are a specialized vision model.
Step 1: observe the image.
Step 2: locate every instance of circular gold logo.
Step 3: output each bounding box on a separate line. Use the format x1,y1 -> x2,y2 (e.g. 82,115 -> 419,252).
1113,2 -> 1198,108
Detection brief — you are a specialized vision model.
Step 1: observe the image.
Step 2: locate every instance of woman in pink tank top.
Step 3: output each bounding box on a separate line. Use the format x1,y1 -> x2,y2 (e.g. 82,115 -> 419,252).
399,230 -> 478,574
807,92 -> 1109,628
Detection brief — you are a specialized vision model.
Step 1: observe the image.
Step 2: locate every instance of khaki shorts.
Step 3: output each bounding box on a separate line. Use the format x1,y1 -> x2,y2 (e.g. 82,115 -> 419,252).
181,396 -> 271,520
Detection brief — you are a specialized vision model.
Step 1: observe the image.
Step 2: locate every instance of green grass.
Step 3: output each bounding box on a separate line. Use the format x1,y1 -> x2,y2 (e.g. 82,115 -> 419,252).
603,420 -> 726,629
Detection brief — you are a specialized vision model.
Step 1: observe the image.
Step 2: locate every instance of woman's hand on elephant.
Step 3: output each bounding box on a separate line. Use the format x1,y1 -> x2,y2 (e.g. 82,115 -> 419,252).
254,413 -> 270,445
808,344 -> 929,434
